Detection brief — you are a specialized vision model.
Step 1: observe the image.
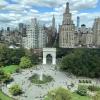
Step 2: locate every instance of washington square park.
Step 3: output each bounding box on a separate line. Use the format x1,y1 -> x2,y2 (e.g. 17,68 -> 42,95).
0,43 -> 100,100
0,0 -> 100,100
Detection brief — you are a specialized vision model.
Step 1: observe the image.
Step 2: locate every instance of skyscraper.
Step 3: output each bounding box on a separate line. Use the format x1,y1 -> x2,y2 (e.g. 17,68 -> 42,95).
59,2 -> 75,48
19,23 -> 26,37
52,15 -> 55,29
45,15 -> 57,47
77,16 -> 80,28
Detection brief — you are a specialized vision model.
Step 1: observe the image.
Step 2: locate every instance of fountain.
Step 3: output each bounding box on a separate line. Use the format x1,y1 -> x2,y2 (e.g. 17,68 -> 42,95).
29,65 -> 53,84
39,71 -> 43,81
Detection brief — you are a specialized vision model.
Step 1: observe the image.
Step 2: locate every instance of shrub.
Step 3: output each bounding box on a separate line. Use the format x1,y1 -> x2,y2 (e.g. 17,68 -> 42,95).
9,84 -> 22,96
79,80 -> 82,83
79,80 -> 92,84
88,85 -> 100,91
15,68 -> 21,73
77,85 -> 87,96
86,80 -> 89,83
0,71 -> 13,84
45,87 -> 72,100
82,80 -> 85,83
89,80 -> 92,84
0,70 -> 4,83
3,74 -> 13,84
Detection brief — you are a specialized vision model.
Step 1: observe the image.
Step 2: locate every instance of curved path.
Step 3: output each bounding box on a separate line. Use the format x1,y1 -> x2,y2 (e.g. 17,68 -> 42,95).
1,64 -> 77,100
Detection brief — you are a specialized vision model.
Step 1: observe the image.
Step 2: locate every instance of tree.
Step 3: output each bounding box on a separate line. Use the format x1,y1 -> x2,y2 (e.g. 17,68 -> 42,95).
0,70 -> 4,84
9,48 -> 25,65
0,43 -> 25,67
19,56 -> 32,69
0,43 -> 9,66
25,49 -> 39,64
9,84 -> 22,96
60,49 -> 100,78
45,87 -> 72,100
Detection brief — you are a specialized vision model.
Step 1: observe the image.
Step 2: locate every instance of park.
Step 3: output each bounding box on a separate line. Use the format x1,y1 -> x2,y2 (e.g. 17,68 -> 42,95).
0,44 -> 100,100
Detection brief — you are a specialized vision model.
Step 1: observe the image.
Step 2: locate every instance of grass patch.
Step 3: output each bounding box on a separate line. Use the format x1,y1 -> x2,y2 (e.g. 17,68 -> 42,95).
0,90 -> 14,100
0,65 -> 19,74
72,92 -> 91,100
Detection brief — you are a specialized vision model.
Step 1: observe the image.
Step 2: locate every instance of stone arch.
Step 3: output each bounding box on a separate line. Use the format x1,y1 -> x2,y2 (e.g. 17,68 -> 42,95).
43,48 -> 56,65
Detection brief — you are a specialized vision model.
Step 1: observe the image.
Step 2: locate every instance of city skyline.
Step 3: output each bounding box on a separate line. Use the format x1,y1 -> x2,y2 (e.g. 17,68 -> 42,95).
0,0 -> 100,28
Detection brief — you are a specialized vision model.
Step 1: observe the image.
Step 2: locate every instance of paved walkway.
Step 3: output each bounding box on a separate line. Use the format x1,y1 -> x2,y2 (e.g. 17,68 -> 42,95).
1,64 -> 77,100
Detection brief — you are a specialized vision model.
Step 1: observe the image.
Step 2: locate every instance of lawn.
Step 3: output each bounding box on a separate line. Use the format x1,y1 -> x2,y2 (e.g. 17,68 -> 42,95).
0,90 -> 14,100
44,92 -> 92,100
0,65 -> 19,74
72,92 -> 91,100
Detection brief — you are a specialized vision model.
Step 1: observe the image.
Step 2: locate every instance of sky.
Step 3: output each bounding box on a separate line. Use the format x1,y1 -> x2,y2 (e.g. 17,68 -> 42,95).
0,0 -> 100,28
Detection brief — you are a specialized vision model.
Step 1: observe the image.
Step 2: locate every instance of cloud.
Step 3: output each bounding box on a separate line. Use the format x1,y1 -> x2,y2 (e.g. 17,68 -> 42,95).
23,0 -> 98,9
13,0 -> 61,7
71,0 -> 98,10
73,12 -> 100,27
2,3 -> 32,11
0,0 -> 99,28
0,0 -> 8,9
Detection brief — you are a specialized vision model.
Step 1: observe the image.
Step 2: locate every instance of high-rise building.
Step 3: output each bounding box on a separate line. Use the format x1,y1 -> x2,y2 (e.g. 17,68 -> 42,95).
86,28 -> 93,48
52,15 -> 55,30
18,23 -> 26,37
77,16 -> 80,28
38,25 -> 47,48
45,15 -> 57,47
59,2 -> 75,48
22,18 -> 47,49
75,24 -> 93,48
93,18 -> 100,47
22,18 -> 38,49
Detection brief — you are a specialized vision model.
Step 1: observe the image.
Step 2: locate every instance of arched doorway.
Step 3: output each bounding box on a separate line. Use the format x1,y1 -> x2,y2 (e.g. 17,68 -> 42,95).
46,54 -> 52,64
43,48 -> 56,65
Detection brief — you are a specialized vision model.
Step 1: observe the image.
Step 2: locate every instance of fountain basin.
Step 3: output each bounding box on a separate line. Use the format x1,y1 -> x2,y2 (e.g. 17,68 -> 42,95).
29,73 -> 53,84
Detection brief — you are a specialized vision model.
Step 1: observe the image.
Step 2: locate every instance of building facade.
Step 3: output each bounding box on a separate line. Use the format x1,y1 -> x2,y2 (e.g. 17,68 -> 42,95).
58,2 -> 97,48
22,18 -> 47,49
38,24 -> 47,48
59,2 -> 75,48
75,25 -> 93,48
0,2 -> 100,49
44,15 -> 57,47
93,18 -> 100,47
0,27 -> 22,46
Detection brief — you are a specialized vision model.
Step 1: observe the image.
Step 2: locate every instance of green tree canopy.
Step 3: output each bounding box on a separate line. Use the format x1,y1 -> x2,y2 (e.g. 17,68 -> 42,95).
60,49 -> 100,78
0,43 -> 25,67
25,49 -> 39,64
19,56 -> 32,68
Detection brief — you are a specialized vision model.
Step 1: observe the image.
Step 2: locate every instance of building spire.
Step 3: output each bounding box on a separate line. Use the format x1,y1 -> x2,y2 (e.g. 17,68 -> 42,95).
65,2 -> 69,13
52,14 -> 55,29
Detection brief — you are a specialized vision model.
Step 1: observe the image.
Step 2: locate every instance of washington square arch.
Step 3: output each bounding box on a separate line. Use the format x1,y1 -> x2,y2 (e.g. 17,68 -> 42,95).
43,48 -> 56,65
